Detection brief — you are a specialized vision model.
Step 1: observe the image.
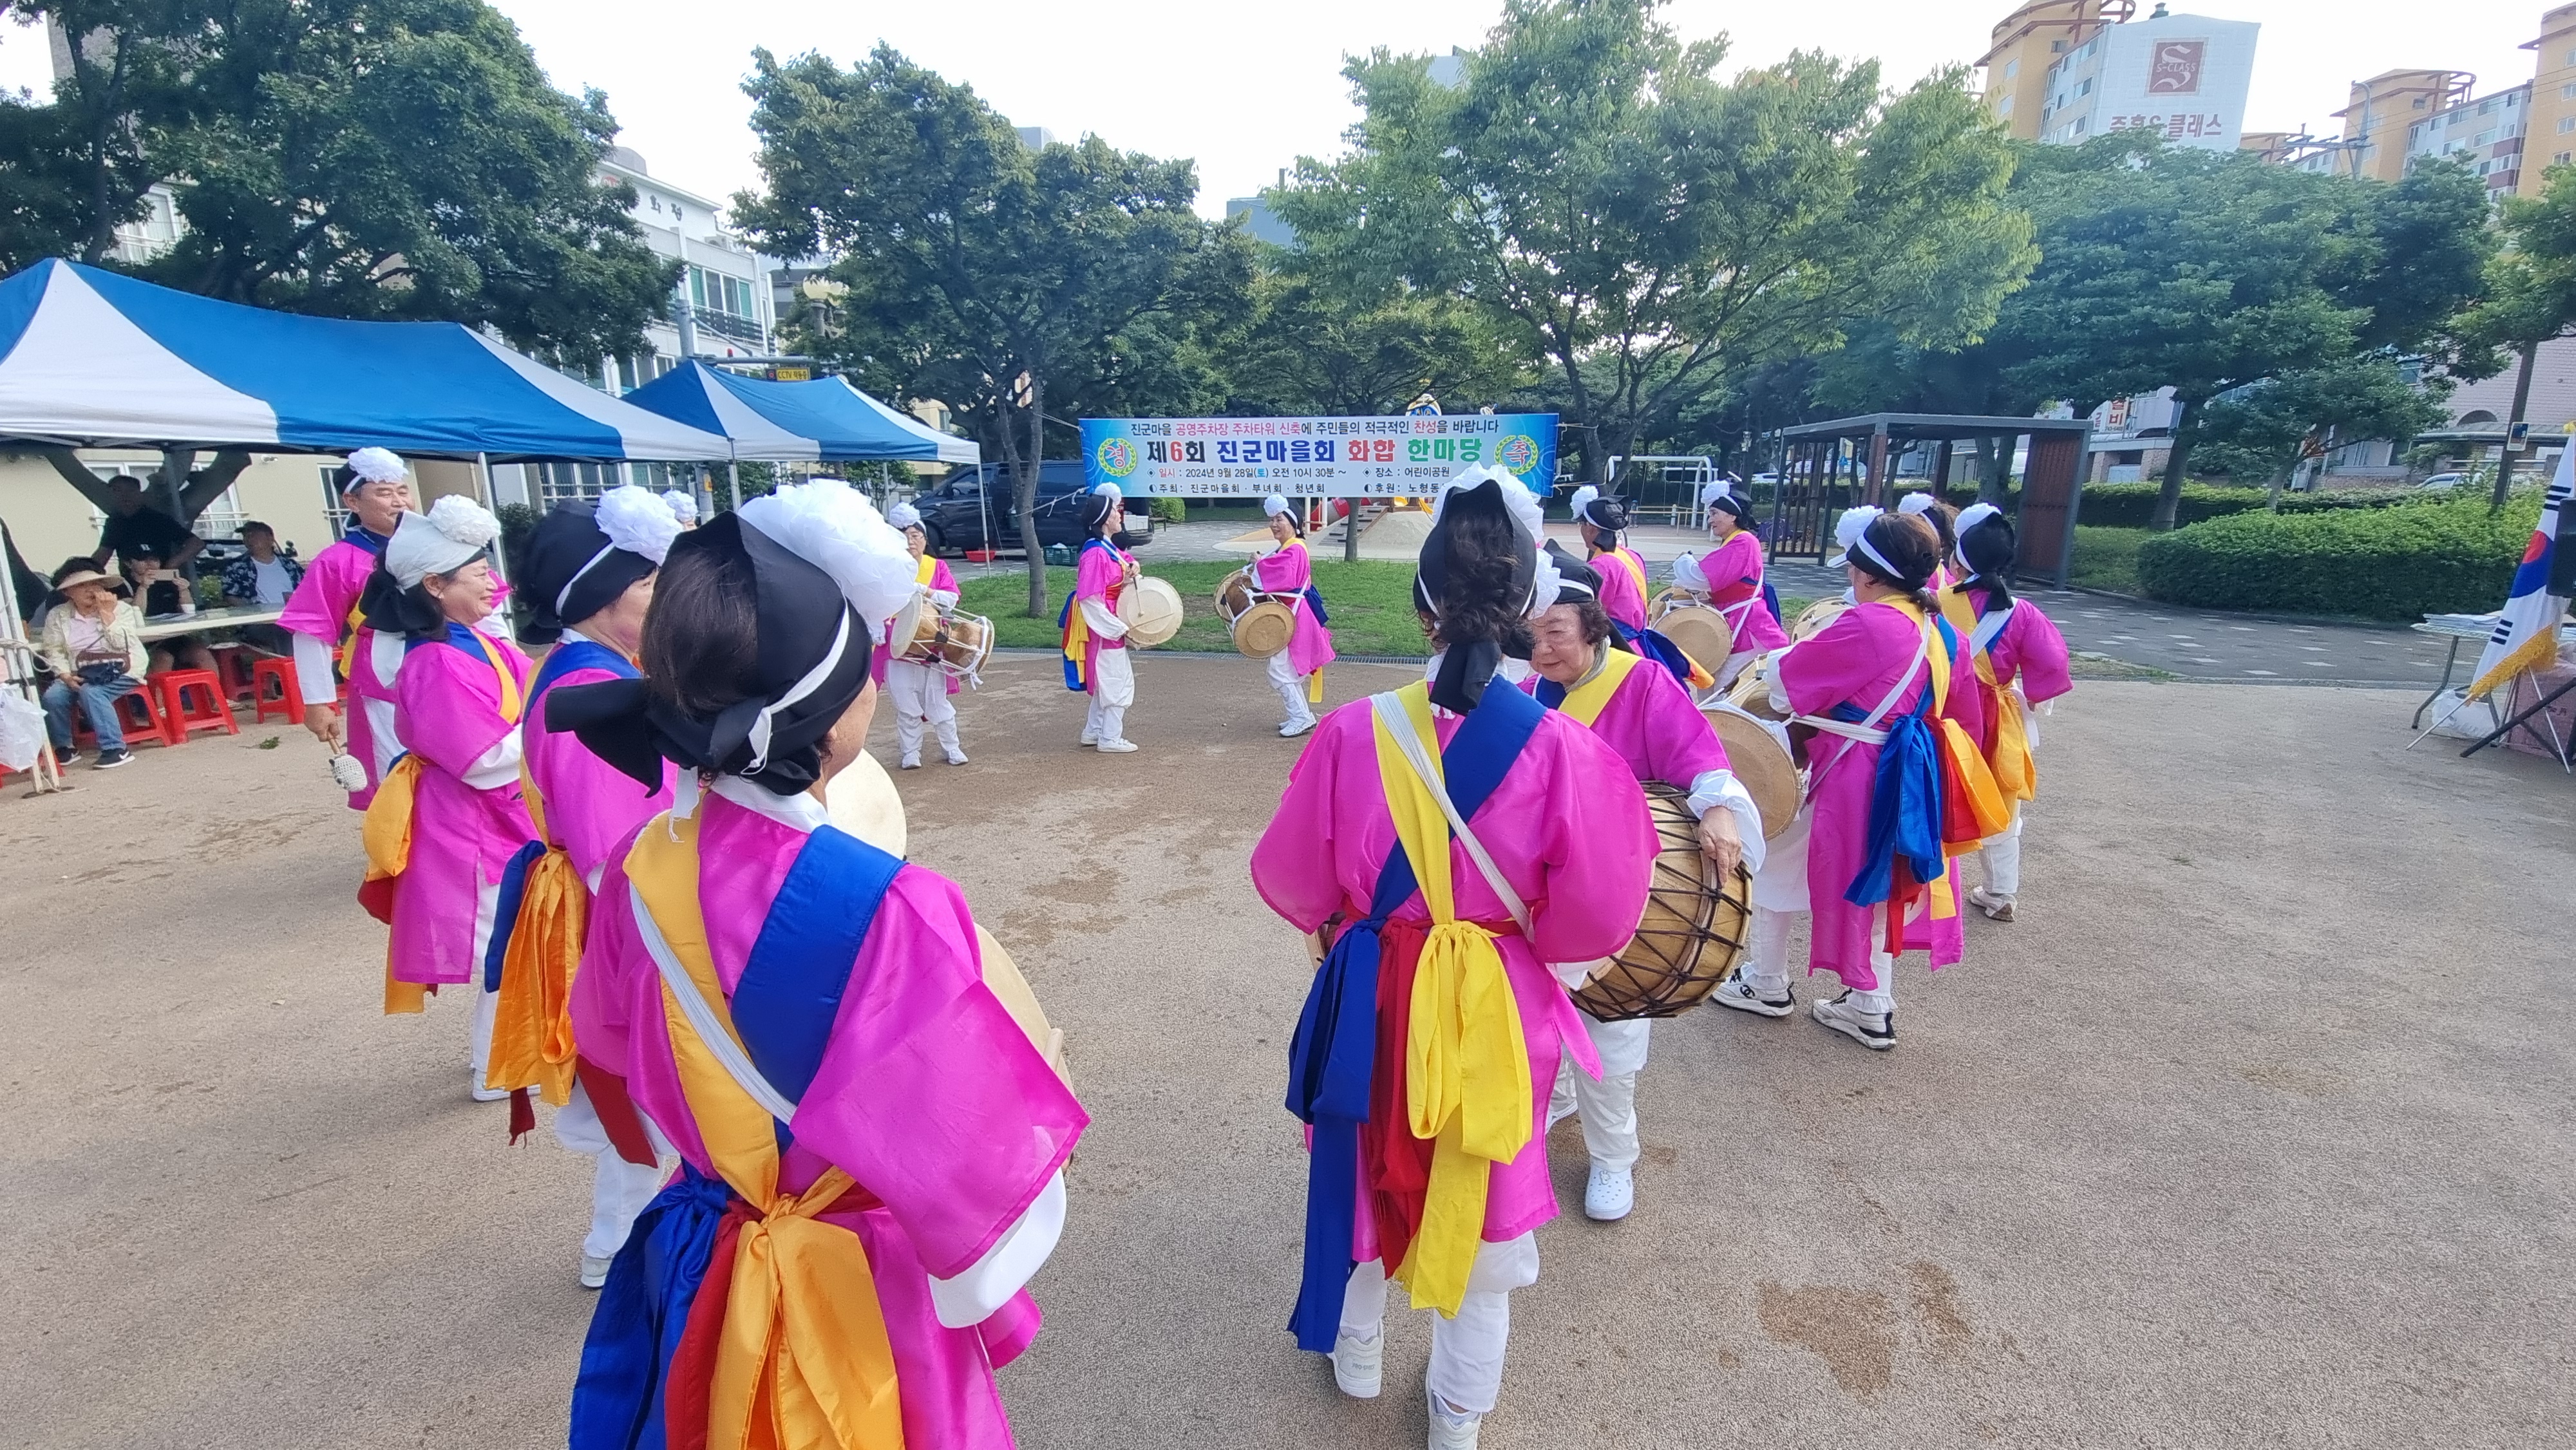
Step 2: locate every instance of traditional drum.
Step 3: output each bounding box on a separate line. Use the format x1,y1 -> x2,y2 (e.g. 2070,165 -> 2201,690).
1725,650 -> 1788,722
1571,782 -> 1754,1022
824,746 -> 908,859
1230,599 -> 1296,659
1655,605 -> 1731,677
899,598 -> 994,679
1789,596 -> 1849,641
1217,567 -> 1258,624
1117,575 -> 1186,646
1703,702 -> 1800,841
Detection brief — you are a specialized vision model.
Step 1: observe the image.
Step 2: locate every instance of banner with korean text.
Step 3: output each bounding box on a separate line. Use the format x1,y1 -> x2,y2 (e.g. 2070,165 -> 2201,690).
1080,413 -> 1557,498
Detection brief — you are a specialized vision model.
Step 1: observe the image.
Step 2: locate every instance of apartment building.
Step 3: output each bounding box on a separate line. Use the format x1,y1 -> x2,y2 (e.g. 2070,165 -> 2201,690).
2032,6 -> 2259,150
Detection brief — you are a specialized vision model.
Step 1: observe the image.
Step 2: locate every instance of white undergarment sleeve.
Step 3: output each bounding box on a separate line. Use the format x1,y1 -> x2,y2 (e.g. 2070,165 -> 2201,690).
1079,597 -> 1128,639
1764,650 -> 1794,714
927,588 -> 959,608
927,1171 -> 1067,1328
460,730 -> 525,790
291,632 -> 338,704
1683,767 -> 1766,876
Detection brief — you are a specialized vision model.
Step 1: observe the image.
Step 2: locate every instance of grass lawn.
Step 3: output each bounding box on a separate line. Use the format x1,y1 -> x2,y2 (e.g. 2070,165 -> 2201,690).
957,560 -> 1434,657
2069,525 -> 2147,595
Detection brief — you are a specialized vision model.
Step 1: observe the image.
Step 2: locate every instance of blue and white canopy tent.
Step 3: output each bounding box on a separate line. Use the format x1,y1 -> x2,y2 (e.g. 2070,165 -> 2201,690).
621,360 -> 978,467
0,258 -> 730,462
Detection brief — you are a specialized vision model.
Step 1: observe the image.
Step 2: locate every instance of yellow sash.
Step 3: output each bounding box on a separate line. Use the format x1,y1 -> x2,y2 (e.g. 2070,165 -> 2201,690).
1604,547 -> 1649,600
1938,587 -> 2036,804
336,598 -> 366,681
1370,683 -> 1532,1317
363,754 -> 427,1013
1556,646 -> 1643,728
627,814 -> 906,1450
485,775 -> 580,1104
913,554 -> 937,588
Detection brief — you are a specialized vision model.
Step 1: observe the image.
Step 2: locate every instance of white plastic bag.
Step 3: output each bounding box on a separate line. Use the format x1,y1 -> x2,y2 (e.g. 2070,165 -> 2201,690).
2425,688 -> 2504,741
0,689 -> 44,772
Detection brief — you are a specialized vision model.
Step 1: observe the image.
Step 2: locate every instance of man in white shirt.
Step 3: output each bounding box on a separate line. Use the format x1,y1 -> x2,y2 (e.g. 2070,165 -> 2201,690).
219,521 -> 305,655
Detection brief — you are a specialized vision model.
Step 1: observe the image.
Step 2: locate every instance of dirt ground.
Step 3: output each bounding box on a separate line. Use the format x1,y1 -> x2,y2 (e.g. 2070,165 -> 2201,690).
2,657 -> 2570,1450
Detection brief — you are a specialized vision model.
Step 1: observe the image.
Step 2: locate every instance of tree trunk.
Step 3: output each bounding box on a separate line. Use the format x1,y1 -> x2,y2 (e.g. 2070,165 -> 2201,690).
1978,435 -> 2011,505
2147,398 -> 2202,532
1018,372 -> 1048,620
2492,341 -> 2538,514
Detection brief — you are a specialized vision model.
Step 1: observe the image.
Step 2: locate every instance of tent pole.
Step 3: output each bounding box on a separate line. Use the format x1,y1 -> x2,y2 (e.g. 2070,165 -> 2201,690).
728,462 -> 741,511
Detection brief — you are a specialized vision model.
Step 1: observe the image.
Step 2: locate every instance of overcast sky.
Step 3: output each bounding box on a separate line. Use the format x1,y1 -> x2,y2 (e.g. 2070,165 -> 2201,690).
0,1 -> 2543,220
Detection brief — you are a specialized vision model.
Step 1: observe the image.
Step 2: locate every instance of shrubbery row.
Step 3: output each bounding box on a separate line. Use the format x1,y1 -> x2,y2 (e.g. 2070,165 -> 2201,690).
2134,491 -> 2541,621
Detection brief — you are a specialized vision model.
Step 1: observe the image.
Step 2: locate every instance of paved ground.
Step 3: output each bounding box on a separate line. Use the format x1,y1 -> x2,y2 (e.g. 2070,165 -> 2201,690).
6,659 -> 2570,1449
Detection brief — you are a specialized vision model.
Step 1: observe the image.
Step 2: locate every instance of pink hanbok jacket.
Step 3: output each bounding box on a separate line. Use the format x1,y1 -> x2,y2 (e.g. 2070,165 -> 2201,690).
574,789 -> 1088,1448
1251,695 -> 1656,1252
1705,531 -> 1789,657
521,652 -> 673,889
1521,652 -> 1729,789
1071,540 -> 1133,693
387,627 -> 538,986
1982,599 -> 2074,706
277,535 -> 388,807
1593,546 -> 1650,631
1251,540 -> 1336,677
1776,603 -> 1984,986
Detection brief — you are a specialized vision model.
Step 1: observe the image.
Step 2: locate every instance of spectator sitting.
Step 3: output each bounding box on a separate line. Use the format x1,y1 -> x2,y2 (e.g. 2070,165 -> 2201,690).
220,520 -> 304,655
37,561 -> 149,770
91,476 -> 214,673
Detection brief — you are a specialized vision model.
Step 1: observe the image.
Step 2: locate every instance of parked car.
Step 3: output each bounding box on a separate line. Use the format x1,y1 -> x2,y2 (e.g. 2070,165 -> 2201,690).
2415,472 -> 2467,492
907,462 -> 1154,557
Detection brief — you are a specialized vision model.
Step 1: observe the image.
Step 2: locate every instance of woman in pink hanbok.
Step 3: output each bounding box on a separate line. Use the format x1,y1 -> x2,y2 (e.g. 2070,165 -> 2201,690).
276,447 -> 415,806
1939,503 -> 2074,923
1566,485 -> 1649,631
355,496 -> 537,1097
1669,486 -> 1788,692
1256,468 -> 1656,1450
1716,510 -> 1985,1052
1059,484 -> 1140,753
879,500 -> 969,768
551,481 -> 1084,1450
1253,493 -> 1336,738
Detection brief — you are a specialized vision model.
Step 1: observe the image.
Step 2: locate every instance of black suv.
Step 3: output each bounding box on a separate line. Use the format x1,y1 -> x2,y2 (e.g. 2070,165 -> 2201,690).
906,462 -> 1153,557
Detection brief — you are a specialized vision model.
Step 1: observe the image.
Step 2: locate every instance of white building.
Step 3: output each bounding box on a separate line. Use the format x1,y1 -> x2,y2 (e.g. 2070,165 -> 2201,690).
2038,6 -> 2259,151
2405,82 -> 2533,194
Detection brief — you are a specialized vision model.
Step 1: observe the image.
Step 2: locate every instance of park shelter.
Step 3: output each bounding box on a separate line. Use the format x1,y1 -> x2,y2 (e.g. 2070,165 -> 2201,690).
621,360 -> 979,465
1773,413 -> 2094,588
0,259 -> 730,462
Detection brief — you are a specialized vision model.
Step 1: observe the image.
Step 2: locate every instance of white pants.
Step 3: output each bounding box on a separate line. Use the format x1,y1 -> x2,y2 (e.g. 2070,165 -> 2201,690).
1339,1234 -> 1540,1417
1547,1017 -> 1650,1173
554,1083 -> 670,1261
1746,903 -> 1895,1015
1084,647 -> 1135,744
1265,649 -> 1316,729
1975,803 -> 2025,899
887,659 -> 960,762
466,878 -> 502,1083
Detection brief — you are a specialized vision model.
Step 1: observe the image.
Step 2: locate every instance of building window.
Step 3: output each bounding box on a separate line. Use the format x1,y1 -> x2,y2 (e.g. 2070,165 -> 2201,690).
2558,151 -> 2573,164
2003,59 -> 2018,79
317,467 -> 354,539
1998,95 -> 2014,116
2077,78 -> 2092,97
2561,117 -> 2575,134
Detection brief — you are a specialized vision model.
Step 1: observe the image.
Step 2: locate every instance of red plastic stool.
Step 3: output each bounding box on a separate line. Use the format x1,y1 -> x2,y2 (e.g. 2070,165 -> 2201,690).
252,655 -> 306,725
210,643 -> 260,703
71,681 -> 171,751
153,669 -> 238,744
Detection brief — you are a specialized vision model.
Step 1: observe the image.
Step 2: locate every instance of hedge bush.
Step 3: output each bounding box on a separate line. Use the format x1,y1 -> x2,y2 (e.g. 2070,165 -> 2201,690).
2134,492 -> 2541,621
2070,482 -> 2423,528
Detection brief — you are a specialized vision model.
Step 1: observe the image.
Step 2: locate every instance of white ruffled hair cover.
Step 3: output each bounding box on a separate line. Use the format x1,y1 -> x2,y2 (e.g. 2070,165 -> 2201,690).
1670,551 -> 1710,593
1897,492 -> 1936,516
1262,494 -> 1293,518
1833,505 -> 1883,554
1431,465 -> 1562,616
344,446 -> 409,485
886,500 -> 923,531
1699,479 -> 1732,507
596,484 -> 685,567
386,494 -> 501,588
737,480 -> 919,637
661,489 -> 701,524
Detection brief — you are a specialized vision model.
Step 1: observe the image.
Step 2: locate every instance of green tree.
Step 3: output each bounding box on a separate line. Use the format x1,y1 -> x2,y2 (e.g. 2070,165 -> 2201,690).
735,44 -> 1250,617
1226,266 -> 1530,417
1276,0 -> 2036,484
2453,162 -> 2576,509
2192,357 -> 2451,500
1996,142 -> 2491,529
7,0 -> 677,521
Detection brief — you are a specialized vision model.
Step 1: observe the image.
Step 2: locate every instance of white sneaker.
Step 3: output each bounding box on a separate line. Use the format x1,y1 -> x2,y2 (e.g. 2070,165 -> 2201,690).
898,756 -> 921,771
1584,1164 -> 1634,1221
1280,716 -> 1317,739
944,751 -> 969,766
1812,992 -> 1896,1051
1078,728 -> 1099,746
580,1255 -> 612,1290
1331,1326 -> 1383,1398
1710,973 -> 1795,1019
1967,886 -> 2015,922
1426,1380 -> 1482,1450
1095,738 -> 1139,754
470,1075 -> 509,1103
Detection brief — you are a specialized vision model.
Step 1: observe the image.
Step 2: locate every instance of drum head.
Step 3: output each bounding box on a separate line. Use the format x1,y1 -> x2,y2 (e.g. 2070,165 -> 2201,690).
1117,576 -> 1185,646
1572,782 -> 1753,1022
1705,704 -> 1800,840
1658,606 -> 1730,675
1231,600 -> 1296,659
886,589 -> 927,662
825,749 -> 909,858
1790,596 -> 1849,641
1217,570 -> 1255,624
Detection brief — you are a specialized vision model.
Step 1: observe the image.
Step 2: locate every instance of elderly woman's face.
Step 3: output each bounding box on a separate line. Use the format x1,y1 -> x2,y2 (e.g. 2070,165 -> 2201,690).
65,581 -> 117,615
425,558 -> 498,623
1267,513 -> 1294,545
904,525 -> 927,561
1528,603 -> 1596,685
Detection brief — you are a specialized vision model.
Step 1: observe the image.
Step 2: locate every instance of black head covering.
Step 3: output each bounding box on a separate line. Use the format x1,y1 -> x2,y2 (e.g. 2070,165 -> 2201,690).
1709,492 -> 1755,528
1956,510 -> 2018,612
1577,492 -> 1629,534
1081,489 -> 1122,536
1410,476 -> 1539,714
1542,541 -> 1601,604
1843,513 -> 1935,594
520,502 -> 657,645
546,511 -> 874,797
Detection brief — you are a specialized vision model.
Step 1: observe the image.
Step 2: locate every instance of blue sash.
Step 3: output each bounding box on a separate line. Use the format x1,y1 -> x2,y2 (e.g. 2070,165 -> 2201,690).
483,638 -> 636,991
568,823 -> 905,1450
1838,617 -> 1956,907
1282,681 -> 1543,1353
345,525 -> 390,556
1305,585 -> 1329,626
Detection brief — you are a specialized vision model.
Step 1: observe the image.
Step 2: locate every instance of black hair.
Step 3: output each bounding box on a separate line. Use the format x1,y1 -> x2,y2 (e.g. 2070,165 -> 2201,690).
359,554 -> 489,643
1417,503 -> 1535,659
1081,491 -> 1122,538
1869,514 -> 1944,615
1958,513 -> 2018,612
1909,497 -> 1958,560
1273,507 -> 1304,538
639,534 -> 762,723
240,520 -> 274,537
